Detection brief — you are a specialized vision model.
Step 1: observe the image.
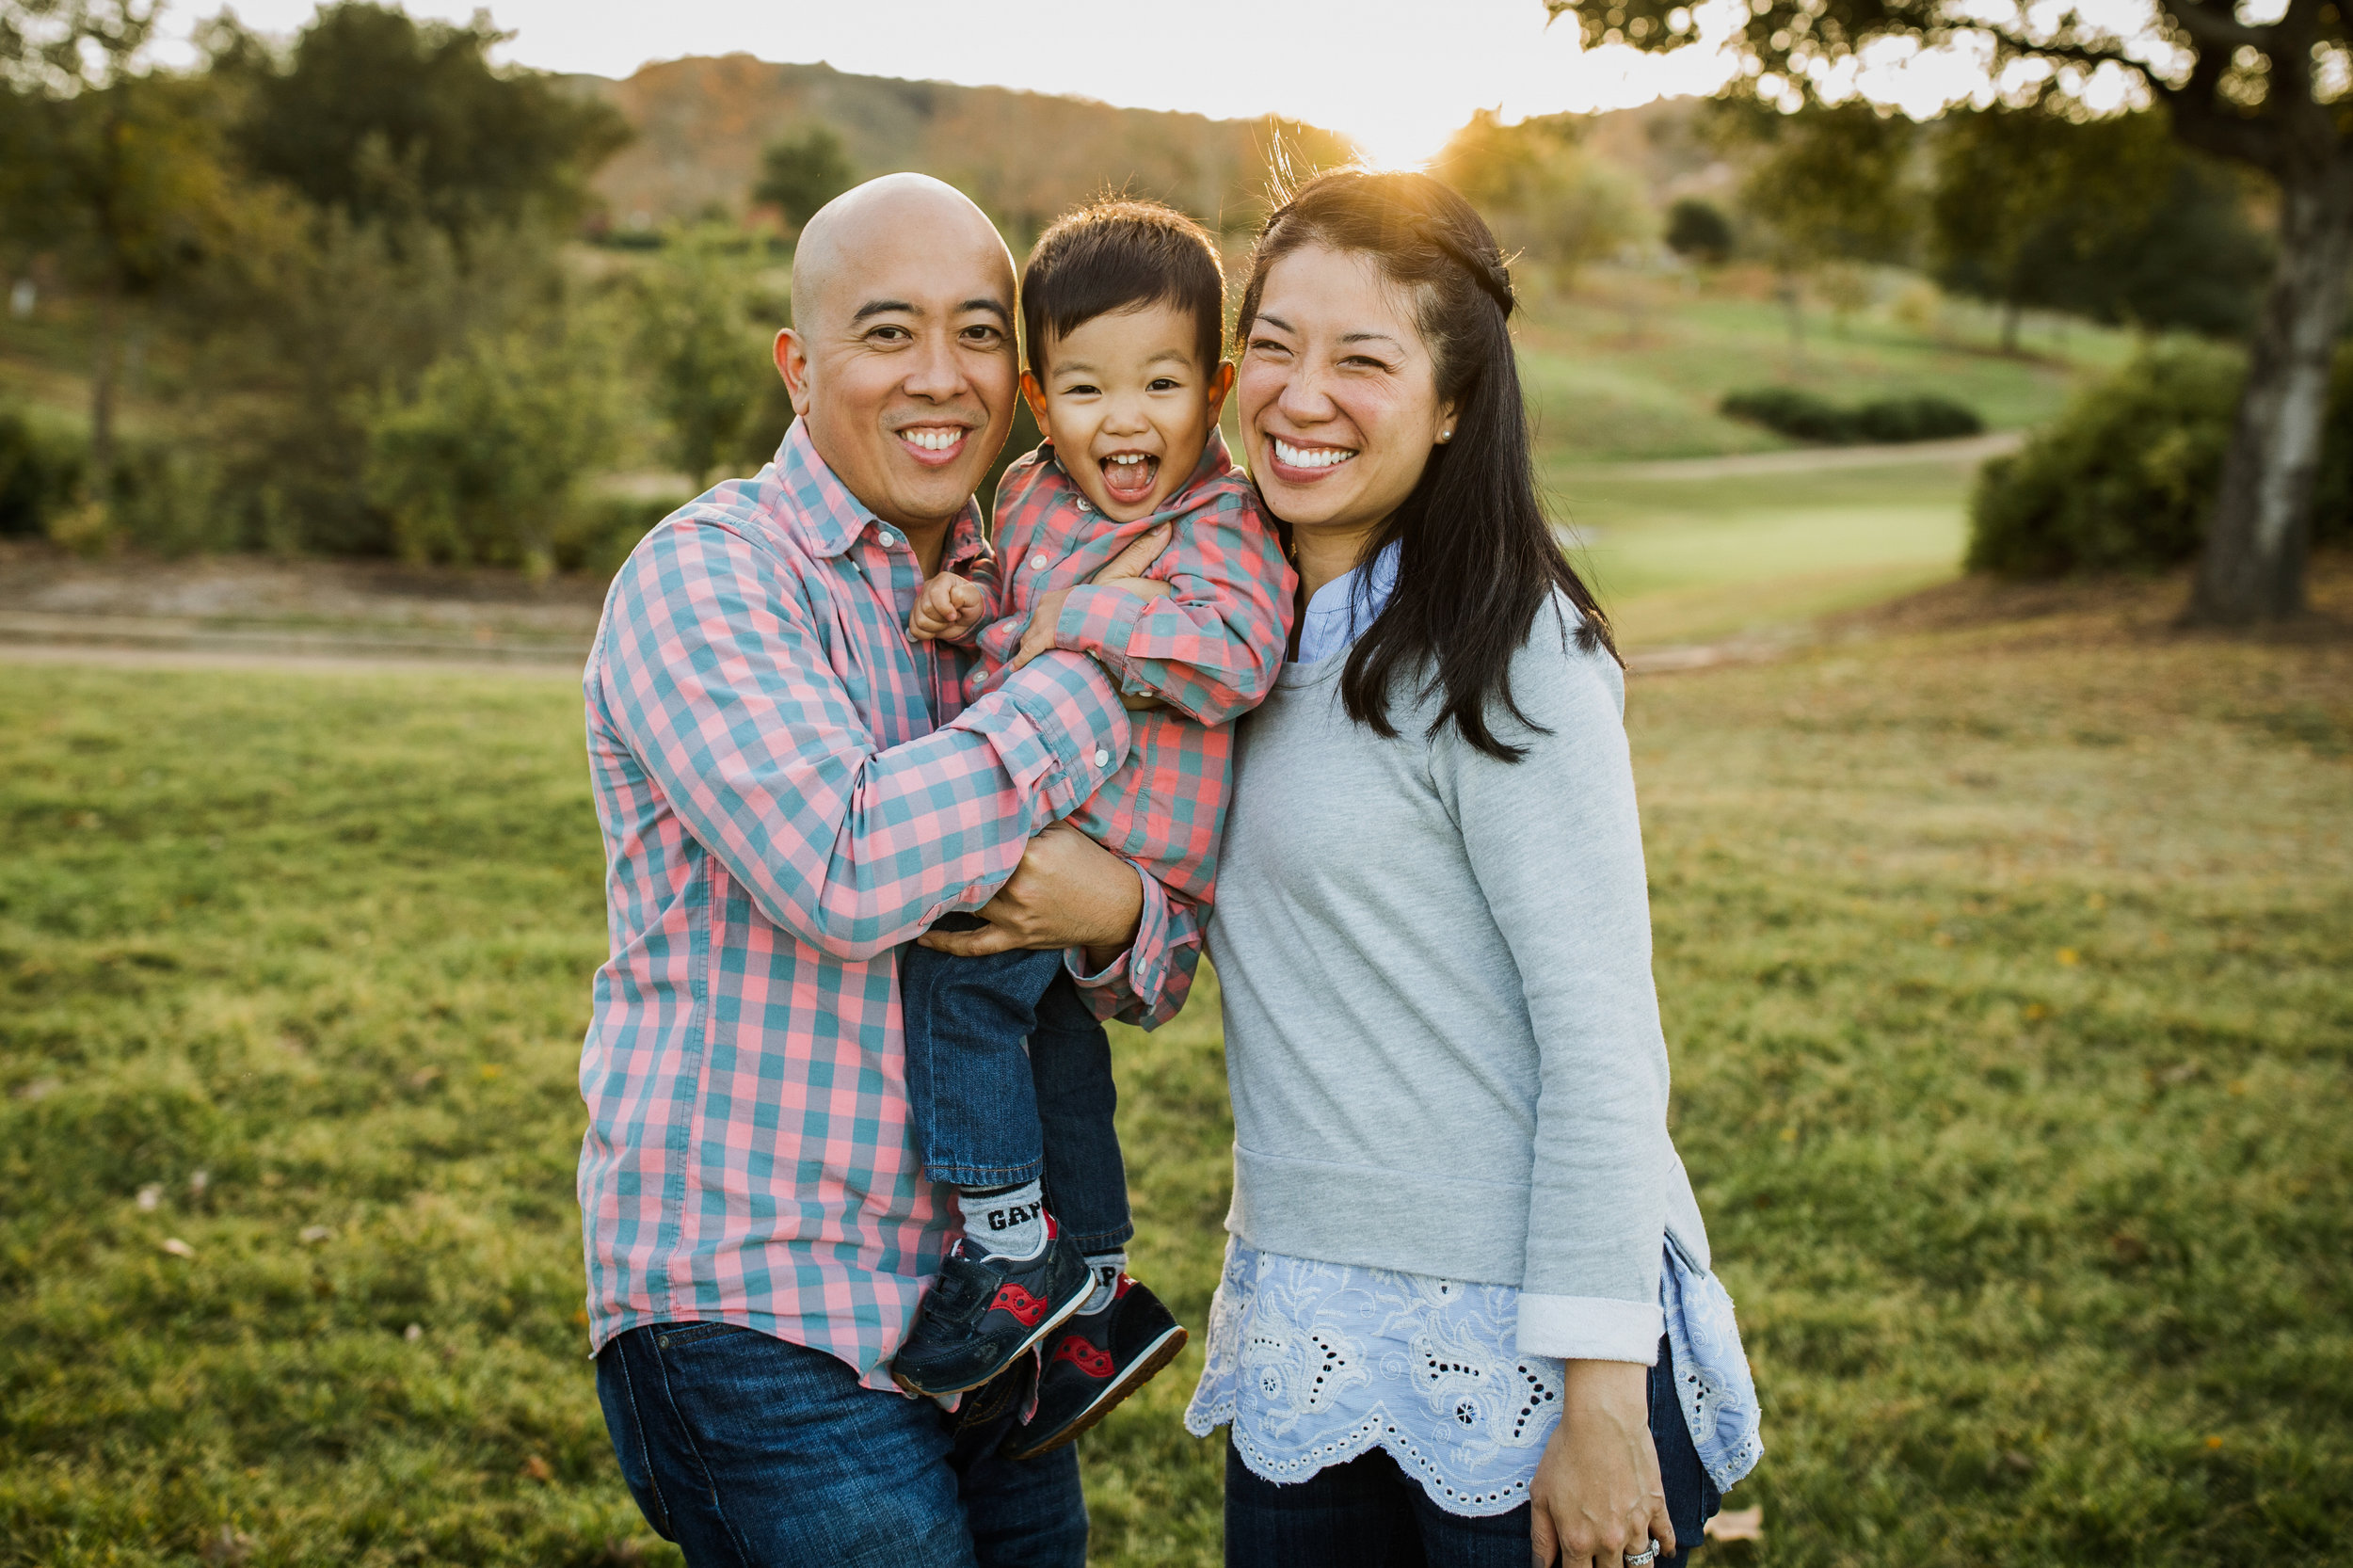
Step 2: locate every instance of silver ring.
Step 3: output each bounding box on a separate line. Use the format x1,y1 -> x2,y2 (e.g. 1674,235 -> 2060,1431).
1625,1542 -> 1661,1568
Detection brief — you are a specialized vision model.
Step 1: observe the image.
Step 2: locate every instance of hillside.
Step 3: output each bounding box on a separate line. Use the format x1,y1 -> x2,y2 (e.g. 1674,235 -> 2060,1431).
570,56 -> 1355,237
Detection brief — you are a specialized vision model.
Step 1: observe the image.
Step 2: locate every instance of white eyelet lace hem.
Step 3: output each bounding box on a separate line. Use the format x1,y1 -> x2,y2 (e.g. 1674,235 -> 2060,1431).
1184,1238 -> 1761,1518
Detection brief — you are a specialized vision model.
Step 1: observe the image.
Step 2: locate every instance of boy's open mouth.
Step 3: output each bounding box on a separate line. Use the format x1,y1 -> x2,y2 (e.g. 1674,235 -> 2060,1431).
1099,451 -> 1160,505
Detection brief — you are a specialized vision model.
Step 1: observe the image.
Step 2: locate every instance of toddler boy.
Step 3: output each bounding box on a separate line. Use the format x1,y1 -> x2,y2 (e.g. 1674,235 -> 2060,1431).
891,199 -> 1293,1455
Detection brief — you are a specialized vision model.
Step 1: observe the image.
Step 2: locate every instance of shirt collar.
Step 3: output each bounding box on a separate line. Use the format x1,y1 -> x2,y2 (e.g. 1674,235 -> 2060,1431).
771,417 -> 988,568
1294,538 -> 1401,665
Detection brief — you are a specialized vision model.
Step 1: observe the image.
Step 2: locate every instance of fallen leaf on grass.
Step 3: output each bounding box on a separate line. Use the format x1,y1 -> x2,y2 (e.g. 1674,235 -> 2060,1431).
404,1322 -> 424,1342
2057,948 -> 2081,967
137,1184 -> 164,1211
190,1170 -> 209,1198
160,1238 -> 196,1258
521,1454 -> 555,1483
1705,1508 -> 1764,1543
299,1225 -> 334,1244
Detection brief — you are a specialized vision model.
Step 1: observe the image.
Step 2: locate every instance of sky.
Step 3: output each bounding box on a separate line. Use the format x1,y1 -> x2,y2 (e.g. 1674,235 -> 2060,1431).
167,0 -> 1758,167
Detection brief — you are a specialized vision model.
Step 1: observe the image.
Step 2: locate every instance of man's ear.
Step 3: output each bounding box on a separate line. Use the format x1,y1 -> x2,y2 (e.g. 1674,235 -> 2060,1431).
1205,360 -> 1237,425
776,328 -> 814,417
1020,371 -> 1050,427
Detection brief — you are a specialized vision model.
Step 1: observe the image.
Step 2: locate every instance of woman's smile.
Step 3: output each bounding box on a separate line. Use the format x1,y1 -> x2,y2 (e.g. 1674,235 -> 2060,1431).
1266,438 -> 1358,477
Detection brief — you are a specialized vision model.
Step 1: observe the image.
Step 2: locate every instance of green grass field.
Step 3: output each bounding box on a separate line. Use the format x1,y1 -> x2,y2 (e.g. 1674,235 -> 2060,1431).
1516,284 -> 2133,467
1562,460 -> 1980,649
3,569 -> 2347,1566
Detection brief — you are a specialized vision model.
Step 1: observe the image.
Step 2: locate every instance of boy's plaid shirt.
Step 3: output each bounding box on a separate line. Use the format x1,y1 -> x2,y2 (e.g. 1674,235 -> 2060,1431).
968,431 -> 1295,976
576,421 -> 1178,1387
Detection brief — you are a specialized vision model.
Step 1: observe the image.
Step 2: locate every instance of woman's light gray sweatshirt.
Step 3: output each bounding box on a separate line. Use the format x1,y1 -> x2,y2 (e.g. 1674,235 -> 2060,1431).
1205,592 -> 1711,1361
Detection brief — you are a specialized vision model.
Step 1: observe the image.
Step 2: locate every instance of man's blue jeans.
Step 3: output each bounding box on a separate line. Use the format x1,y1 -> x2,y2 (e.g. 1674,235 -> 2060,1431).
596,1320 -> 1087,1567
899,927 -> 1133,1255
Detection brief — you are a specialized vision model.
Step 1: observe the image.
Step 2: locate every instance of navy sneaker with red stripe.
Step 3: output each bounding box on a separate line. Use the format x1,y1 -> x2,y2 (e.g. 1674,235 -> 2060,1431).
1001,1273 -> 1188,1460
890,1221 -> 1091,1399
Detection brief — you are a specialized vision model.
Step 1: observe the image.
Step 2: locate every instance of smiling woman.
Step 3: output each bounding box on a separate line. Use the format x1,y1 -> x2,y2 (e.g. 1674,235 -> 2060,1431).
1186,169 -> 1757,1568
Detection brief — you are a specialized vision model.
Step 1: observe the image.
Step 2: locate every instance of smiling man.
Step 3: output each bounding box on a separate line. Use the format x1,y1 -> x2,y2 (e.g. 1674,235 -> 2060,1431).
576,174 -> 1157,1567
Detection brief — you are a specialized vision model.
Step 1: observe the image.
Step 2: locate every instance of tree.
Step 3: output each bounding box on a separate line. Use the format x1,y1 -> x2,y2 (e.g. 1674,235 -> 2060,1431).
217,2 -> 628,247
363,312 -> 624,574
1542,0 -> 2353,622
1435,110 -> 1655,283
1720,100 -> 1920,352
1664,198 -> 1733,264
0,0 -> 232,503
633,230 -> 772,489
754,125 -> 855,232
1928,104 -> 2175,351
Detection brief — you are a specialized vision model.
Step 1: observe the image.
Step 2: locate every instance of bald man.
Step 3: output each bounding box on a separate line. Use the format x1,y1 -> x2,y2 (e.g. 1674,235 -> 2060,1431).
579,175 -> 1169,1566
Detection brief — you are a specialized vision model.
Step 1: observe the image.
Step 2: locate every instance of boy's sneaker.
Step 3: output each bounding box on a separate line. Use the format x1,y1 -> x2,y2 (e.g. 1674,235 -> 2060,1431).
890,1223 -> 1091,1399
1001,1274 -> 1187,1460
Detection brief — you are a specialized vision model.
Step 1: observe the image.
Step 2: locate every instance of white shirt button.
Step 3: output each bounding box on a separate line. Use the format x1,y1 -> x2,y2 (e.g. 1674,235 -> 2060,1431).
1029,556 -> 1047,571
876,528 -> 897,548
1093,748 -> 1112,768
1075,499 -> 1091,512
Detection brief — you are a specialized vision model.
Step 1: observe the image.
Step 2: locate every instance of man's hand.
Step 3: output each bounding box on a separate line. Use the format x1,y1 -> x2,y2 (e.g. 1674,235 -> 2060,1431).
1008,523 -> 1176,673
915,824 -> 1144,968
909,571 -> 987,642
1529,1360 -> 1675,1568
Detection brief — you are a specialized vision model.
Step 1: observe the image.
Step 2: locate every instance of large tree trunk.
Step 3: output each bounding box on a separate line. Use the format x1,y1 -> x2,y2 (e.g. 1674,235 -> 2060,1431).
2190,166 -> 2353,624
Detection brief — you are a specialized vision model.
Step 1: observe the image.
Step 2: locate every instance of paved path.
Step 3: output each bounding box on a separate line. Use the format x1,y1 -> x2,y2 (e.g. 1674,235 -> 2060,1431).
1576,429 -> 2024,482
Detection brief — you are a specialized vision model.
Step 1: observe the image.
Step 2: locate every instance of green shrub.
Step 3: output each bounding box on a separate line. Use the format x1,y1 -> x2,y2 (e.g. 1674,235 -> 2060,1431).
0,410 -> 86,538
554,488 -> 695,577
1967,343 -> 2244,577
1664,197 -> 1734,264
1722,386 -> 1986,445
1852,394 -> 1984,442
361,317 -> 625,574
1721,386 -> 1854,442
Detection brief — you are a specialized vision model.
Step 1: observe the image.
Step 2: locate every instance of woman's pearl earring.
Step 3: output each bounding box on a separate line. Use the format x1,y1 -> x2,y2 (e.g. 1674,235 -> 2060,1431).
1438,430 -> 1452,443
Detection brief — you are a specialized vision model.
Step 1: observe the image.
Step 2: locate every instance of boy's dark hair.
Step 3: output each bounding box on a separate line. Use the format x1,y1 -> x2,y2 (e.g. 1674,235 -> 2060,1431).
1020,198 -> 1226,381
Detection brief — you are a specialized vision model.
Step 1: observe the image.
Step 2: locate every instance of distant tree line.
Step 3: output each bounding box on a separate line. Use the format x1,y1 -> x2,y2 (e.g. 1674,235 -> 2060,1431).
1653,100 -> 2270,351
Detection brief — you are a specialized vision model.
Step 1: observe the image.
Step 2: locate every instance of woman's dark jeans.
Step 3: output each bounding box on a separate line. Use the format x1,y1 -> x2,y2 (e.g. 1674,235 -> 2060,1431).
1225,1334 -> 1720,1568
899,923 -> 1132,1253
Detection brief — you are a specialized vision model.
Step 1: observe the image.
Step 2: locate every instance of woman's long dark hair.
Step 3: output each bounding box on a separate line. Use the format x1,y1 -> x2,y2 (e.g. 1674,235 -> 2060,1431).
1238,168 -> 1616,762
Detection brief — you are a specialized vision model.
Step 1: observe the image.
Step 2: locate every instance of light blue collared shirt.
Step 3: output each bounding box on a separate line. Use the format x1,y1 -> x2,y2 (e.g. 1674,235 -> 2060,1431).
1292,539 -> 1401,666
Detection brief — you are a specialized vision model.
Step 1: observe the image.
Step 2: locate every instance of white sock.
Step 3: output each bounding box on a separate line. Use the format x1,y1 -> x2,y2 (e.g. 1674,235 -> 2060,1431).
1079,1250 -> 1126,1314
957,1178 -> 1047,1262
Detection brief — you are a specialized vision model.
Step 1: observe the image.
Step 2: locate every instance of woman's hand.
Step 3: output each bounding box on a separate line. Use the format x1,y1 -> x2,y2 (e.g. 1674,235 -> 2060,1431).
1008,523 -> 1176,673
1529,1360 -> 1674,1568
916,823 -> 1143,967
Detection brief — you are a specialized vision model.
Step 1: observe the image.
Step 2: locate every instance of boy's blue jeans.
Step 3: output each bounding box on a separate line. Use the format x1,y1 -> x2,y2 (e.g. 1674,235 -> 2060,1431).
899,923 -> 1133,1255
596,1320 -> 1085,1567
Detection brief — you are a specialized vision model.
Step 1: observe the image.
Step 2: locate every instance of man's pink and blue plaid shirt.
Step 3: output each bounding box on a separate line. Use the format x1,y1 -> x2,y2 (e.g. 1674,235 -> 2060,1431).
577,421 -> 1174,1388
964,432 -> 1294,1016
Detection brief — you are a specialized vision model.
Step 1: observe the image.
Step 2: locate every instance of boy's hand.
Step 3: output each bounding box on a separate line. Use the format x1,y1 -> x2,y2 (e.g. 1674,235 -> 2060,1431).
1008,524 -> 1175,673
909,571 -> 986,642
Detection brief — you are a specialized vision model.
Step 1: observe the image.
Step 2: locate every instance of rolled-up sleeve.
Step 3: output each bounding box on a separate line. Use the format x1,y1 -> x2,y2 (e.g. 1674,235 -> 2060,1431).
599,519 -> 1130,961
1065,866 -> 1205,1031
